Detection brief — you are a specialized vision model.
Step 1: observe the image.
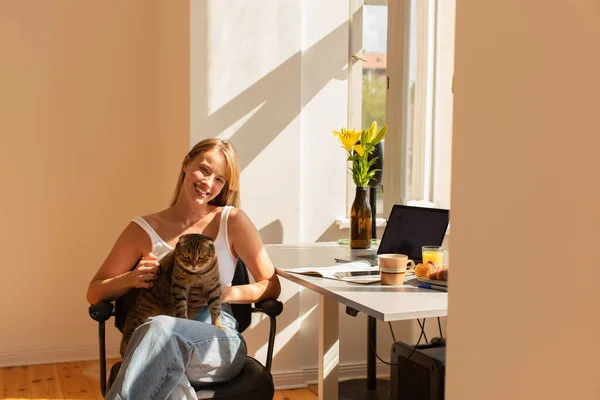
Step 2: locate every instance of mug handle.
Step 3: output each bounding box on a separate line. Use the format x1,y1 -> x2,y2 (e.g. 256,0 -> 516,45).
406,260 -> 416,273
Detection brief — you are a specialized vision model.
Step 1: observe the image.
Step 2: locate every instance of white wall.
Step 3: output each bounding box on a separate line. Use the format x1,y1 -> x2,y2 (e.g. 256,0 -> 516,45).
448,1 -> 600,399
190,0 -> 349,246
191,0 -> 304,245
299,0 -> 350,244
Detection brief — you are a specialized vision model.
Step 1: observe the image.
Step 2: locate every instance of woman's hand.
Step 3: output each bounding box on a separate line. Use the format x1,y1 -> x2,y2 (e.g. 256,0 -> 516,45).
129,253 -> 160,289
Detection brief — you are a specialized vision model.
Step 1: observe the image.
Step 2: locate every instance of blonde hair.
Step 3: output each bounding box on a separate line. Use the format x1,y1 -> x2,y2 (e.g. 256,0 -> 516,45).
170,138 -> 240,207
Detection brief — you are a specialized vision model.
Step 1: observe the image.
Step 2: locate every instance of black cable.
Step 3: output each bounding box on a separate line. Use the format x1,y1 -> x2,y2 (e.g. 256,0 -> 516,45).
370,318 -> 425,366
437,317 -> 443,338
388,321 -> 396,342
417,319 -> 428,343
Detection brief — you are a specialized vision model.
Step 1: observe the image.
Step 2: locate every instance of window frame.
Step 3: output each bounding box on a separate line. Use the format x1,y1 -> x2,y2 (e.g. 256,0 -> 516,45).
346,0 -> 388,222
346,0 -> 454,222
382,0 -> 454,216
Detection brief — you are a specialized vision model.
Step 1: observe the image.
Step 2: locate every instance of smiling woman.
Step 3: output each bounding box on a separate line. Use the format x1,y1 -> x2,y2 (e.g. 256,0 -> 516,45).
170,138 -> 241,208
85,137 -> 280,399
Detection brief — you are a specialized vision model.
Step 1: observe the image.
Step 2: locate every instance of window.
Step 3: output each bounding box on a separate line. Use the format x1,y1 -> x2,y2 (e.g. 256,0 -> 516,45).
349,0 -> 455,219
384,0 -> 455,214
361,5 -> 387,131
347,0 -> 388,219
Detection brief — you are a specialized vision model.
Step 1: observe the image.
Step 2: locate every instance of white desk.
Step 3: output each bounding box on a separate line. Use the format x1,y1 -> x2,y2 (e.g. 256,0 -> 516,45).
266,243 -> 448,400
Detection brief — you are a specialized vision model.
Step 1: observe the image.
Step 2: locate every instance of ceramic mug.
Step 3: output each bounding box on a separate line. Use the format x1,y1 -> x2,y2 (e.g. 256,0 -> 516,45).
378,254 -> 415,285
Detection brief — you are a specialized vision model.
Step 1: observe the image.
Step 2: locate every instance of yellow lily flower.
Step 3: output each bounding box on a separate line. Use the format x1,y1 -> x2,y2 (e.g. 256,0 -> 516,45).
332,121 -> 388,188
364,121 -> 377,144
353,144 -> 365,157
371,124 -> 388,145
333,127 -> 362,153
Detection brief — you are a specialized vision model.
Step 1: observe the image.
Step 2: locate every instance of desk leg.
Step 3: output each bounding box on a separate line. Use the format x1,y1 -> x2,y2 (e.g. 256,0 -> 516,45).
367,315 -> 376,390
318,294 -> 339,400
338,316 -> 390,399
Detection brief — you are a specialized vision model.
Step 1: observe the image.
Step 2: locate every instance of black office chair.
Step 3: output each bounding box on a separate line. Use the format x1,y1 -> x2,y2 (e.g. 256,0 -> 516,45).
88,259 -> 283,399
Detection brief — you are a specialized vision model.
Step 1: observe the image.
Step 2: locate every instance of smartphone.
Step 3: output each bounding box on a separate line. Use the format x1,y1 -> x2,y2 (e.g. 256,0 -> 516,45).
333,270 -> 380,279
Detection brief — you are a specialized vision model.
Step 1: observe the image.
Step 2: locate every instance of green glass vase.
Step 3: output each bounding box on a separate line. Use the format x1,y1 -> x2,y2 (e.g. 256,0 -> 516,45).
350,186 -> 372,249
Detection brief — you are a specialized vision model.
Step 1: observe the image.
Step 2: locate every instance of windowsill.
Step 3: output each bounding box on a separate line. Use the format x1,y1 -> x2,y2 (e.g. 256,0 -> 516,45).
335,217 -> 388,230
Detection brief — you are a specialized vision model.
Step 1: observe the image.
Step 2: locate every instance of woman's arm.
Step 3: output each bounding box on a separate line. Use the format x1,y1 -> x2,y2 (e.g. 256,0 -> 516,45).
224,208 -> 281,304
86,223 -> 158,304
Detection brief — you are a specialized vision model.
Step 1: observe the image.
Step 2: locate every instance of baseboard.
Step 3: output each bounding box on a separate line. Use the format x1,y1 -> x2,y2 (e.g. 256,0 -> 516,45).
2,347 -> 388,391
273,361 -> 390,390
0,344 -> 121,368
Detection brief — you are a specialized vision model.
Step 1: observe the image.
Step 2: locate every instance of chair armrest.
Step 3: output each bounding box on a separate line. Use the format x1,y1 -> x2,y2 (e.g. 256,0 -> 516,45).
88,301 -> 114,322
88,301 -> 114,396
251,298 -> 283,372
252,299 -> 283,317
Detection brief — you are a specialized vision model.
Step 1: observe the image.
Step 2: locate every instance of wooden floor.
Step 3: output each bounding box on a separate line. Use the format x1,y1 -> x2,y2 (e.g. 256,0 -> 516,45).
0,359 -> 317,399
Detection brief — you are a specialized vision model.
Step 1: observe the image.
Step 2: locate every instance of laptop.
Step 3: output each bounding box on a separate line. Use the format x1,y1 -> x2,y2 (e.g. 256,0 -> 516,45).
341,205 -> 450,266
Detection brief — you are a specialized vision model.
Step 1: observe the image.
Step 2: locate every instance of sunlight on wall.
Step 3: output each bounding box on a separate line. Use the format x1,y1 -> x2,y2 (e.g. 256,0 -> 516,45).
206,1 -> 301,115
253,304 -> 318,362
216,101 -> 266,140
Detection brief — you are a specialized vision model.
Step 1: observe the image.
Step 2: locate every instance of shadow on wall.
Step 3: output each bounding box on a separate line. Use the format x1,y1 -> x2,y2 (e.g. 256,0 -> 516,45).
192,1 -> 349,171
242,291 -> 302,371
259,219 -> 284,245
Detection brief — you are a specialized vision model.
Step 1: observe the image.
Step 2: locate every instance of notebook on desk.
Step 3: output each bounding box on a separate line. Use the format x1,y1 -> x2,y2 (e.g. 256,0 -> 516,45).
287,260 -> 381,284
341,205 -> 450,266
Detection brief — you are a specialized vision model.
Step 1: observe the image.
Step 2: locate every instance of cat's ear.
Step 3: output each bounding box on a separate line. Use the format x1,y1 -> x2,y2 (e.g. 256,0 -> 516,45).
177,234 -> 189,247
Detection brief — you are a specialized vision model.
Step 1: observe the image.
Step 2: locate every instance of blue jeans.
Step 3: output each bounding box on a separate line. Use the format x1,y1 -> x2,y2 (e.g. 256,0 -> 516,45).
106,304 -> 247,400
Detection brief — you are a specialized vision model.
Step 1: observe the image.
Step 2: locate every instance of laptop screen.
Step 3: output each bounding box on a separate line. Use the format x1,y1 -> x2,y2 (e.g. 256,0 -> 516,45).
377,205 -> 450,263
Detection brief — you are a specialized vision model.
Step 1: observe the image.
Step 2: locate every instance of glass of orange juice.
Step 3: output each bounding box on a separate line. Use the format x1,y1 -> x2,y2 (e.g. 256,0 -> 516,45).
422,245 -> 444,266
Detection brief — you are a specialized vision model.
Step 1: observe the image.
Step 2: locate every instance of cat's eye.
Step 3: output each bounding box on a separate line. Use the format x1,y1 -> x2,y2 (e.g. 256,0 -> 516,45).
199,253 -> 206,259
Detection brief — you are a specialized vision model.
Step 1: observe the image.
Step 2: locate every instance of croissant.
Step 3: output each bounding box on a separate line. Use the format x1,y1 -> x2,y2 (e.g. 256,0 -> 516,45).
426,261 -> 442,277
416,261 -> 443,278
415,262 -> 430,278
429,266 -> 449,281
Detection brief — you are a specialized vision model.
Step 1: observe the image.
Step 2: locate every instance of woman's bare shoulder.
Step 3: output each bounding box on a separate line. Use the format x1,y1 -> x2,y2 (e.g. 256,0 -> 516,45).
227,206 -> 245,222
227,207 -> 257,233
92,221 -> 152,281
118,220 -> 153,255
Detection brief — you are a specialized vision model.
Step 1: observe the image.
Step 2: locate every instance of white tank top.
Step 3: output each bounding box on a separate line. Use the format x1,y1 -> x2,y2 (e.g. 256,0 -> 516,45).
131,206 -> 238,287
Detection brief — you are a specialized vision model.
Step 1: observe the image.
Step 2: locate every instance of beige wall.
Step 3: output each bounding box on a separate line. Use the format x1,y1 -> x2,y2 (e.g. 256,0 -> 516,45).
0,1 -> 189,364
448,1 -> 600,399
0,0 -> 406,388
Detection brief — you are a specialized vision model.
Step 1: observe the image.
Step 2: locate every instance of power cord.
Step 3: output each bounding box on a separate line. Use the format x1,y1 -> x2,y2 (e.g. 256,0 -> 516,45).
417,319 -> 428,343
371,317 -> 445,366
370,318 -> 424,366
388,321 -> 396,342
